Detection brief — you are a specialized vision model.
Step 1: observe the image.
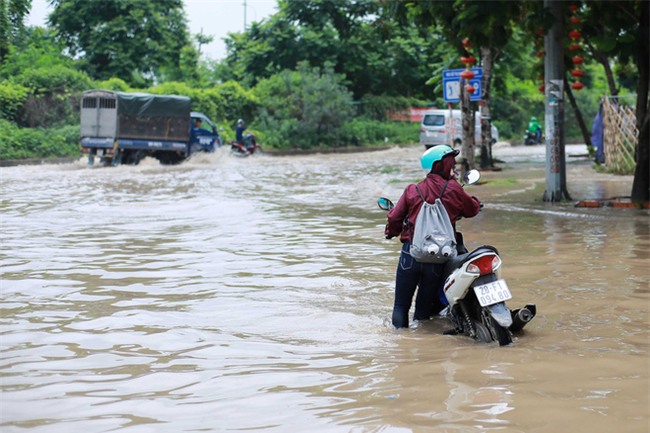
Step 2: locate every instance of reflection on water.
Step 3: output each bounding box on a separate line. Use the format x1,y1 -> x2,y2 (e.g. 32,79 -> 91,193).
1,146 -> 648,433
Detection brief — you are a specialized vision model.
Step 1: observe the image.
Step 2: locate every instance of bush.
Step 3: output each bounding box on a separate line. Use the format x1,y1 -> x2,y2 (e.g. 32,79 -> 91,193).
0,81 -> 29,121
339,119 -> 419,147
13,65 -> 92,95
254,63 -> 354,149
213,80 -> 258,127
93,77 -> 131,92
357,95 -> 424,121
0,120 -> 79,160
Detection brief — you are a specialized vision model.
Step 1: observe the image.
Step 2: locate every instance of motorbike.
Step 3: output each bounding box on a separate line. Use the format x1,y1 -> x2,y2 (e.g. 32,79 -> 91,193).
524,130 -> 542,145
377,169 -> 536,346
229,134 -> 260,157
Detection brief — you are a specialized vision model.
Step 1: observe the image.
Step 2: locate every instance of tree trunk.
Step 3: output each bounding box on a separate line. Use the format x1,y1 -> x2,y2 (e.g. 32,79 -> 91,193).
479,46 -> 499,168
460,83 -> 475,171
631,0 -> 649,204
564,75 -> 592,147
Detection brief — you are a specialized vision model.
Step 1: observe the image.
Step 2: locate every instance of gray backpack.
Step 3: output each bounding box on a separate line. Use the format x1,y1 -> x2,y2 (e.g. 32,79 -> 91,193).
409,182 -> 457,263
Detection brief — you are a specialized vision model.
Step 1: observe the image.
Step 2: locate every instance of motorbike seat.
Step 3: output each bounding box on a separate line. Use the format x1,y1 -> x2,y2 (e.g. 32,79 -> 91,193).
444,245 -> 500,274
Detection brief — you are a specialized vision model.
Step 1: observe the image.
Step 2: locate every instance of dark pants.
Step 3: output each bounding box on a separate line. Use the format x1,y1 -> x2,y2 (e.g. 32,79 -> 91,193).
392,242 -> 447,328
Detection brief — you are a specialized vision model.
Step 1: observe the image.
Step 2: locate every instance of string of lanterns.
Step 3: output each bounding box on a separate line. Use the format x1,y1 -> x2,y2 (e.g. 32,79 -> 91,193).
460,38 -> 476,95
568,3 -> 586,91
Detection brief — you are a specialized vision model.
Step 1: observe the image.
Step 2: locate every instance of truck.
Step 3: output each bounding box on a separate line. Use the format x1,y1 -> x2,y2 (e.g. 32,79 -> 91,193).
80,89 -> 221,166
419,109 -> 499,149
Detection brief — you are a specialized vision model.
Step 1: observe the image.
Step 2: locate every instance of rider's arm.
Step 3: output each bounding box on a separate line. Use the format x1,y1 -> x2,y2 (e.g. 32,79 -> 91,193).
385,185 -> 412,238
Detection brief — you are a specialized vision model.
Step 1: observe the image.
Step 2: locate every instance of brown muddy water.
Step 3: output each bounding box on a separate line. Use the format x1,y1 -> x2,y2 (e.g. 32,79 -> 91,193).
1,144 -> 648,433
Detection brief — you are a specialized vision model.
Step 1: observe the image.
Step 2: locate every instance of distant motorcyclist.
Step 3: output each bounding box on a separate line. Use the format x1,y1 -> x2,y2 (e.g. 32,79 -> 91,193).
236,119 -> 247,144
232,118 -> 258,155
527,116 -> 542,142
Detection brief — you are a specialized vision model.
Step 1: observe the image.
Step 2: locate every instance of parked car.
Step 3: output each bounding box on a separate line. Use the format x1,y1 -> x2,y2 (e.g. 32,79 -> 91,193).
419,109 -> 499,149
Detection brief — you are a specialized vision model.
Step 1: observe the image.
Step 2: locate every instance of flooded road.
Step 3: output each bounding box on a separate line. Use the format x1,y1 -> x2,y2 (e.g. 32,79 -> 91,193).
1,145 -> 648,433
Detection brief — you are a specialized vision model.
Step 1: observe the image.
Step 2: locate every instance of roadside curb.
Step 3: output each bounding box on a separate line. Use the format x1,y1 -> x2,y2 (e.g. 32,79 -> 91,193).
0,157 -> 79,167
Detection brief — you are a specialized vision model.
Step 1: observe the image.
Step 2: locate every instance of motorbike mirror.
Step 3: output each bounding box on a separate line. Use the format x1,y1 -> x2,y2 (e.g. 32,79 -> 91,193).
462,169 -> 481,185
377,197 -> 394,211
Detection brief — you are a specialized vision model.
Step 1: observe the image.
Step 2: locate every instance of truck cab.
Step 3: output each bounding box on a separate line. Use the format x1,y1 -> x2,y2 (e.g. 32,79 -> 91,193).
190,112 -> 221,154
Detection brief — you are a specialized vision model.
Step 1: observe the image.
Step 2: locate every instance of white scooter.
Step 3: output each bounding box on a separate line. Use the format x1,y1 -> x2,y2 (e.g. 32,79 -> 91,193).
378,170 -> 536,345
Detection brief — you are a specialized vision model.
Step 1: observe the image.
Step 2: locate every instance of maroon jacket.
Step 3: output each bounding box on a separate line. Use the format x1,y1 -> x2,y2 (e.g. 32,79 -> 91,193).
385,167 -> 481,243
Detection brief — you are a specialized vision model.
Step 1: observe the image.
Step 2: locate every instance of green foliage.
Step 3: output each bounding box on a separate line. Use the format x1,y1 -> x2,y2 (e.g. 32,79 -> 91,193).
13,65 -> 91,95
48,0 -> 191,85
9,65 -> 91,128
145,81 -> 257,134
0,80 -> 29,121
0,0 -> 31,61
93,78 -> 131,92
357,95 -> 423,121
339,119 -> 419,147
213,81 -> 258,127
0,27 -> 73,79
0,119 -> 79,160
218,1 -> 447,99
254,63 -> 354,149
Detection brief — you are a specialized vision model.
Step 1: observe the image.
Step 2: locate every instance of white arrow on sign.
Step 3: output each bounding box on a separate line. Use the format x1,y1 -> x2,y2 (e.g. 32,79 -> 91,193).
446,81 -> 460,101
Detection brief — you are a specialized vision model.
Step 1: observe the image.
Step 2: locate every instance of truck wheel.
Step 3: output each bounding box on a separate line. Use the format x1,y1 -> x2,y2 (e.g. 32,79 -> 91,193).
123,150 -> 145,165
156,152 -> 186,165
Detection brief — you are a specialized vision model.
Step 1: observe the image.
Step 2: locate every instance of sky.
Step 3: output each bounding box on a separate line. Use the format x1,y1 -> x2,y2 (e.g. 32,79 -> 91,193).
27,0 -> 279,61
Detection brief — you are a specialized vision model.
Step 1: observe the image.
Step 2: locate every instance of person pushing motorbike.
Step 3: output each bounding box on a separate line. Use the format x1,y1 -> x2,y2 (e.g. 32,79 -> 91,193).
384,145 -> 482,329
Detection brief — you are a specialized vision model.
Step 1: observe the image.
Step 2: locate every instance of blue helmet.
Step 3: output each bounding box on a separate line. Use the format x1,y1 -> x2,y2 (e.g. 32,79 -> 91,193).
421,145 -> 459,171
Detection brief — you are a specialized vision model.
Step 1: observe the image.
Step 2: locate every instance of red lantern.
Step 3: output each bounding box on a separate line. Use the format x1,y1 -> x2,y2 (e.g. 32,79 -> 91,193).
572,56 -> 584,64
460,70 -> 476,80
571,81 -> 585,90
569,30 -> 582,39
536,50 -> 545,58
569,44 -> 581,51
568,4 -> 578,12
462,38 -> 472,49
570,16 -> 580,24
538,84 -> 545,93
465,84 -> 476,95
460,56 -> 476,65
571,68 -> 585,77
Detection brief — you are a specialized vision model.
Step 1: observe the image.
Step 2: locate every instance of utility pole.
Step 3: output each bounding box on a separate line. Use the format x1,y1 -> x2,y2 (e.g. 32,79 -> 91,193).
243,0 -> 247,30
543,0 -> 571,202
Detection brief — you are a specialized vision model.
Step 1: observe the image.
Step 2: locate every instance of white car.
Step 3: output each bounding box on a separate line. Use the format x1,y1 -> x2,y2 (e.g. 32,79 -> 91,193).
419,109 -> 499,149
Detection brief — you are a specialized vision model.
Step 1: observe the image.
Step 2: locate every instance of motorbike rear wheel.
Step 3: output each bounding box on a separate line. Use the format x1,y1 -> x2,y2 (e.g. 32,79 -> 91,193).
488,316 -> 513,346
473,320 -> 493,343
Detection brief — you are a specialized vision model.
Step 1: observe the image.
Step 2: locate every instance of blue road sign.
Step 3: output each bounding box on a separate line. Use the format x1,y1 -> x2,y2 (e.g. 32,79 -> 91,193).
443,68 -> 483,103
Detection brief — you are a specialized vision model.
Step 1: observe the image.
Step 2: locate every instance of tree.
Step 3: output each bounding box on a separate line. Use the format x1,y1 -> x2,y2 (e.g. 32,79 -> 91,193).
389,0 -> 527,170
575,1 -> 648,203
194,30 -> 213,56
218,0 -> 445,100
0,0 -> 31,61
47,0 -> 191,85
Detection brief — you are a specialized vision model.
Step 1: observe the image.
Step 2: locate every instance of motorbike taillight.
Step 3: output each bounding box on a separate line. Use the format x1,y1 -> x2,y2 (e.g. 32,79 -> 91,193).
467,254 -> 501,275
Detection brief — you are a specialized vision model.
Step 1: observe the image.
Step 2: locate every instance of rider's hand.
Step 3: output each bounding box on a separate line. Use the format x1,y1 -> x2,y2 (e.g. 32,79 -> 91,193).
385,234 -> 394,240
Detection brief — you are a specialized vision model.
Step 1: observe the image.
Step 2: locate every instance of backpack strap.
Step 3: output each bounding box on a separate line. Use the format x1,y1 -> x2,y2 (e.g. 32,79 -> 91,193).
414,184 -> 427,203
439,180 -> 450,198
415,180 -> 450,204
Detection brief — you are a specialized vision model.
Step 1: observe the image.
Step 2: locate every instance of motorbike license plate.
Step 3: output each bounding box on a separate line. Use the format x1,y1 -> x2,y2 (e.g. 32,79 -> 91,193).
473,280 -> 512,307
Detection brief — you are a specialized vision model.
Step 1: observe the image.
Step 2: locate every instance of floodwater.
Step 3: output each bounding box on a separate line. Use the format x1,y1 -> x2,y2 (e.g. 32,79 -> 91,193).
1,144 -> 648,433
